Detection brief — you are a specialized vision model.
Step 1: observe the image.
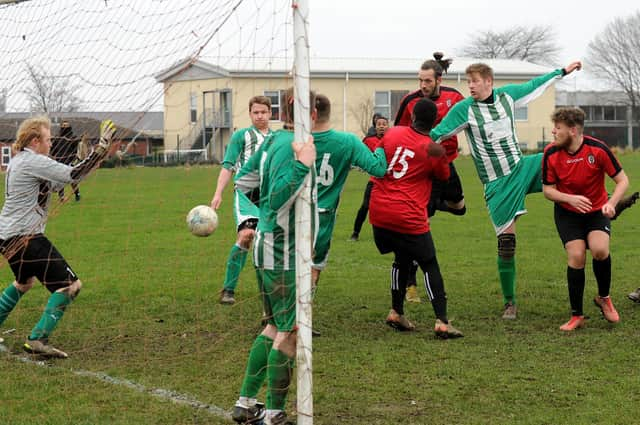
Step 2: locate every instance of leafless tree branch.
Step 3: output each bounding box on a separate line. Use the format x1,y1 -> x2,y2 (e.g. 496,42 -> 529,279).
22,63 -> 82,113
586,12 -> 640,112
458,25 -> 560,65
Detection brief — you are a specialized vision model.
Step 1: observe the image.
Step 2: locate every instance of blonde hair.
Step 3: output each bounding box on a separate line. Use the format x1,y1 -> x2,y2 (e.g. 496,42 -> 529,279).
465,63 -> 494,80
14,116 -> 51,151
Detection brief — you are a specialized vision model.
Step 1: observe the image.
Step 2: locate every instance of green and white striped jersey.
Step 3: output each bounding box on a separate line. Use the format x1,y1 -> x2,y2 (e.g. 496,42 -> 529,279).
221,126 -> 271,171
237,130 -> 316,271
431,68 -> 563,184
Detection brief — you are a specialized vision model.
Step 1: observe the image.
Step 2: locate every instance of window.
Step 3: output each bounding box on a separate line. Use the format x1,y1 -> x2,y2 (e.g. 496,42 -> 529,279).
374,90 -> 409,121
190,93 -> 198,123
603,106 -> 615,121
593,106 -> 604,121
579,105 -> 592,121
264,90 -> 283,121
220,90 -> 231,127
614,106 -> 628,121
374,91 -> 390,119
514,106 -> 528,121
1,146 -> 10,166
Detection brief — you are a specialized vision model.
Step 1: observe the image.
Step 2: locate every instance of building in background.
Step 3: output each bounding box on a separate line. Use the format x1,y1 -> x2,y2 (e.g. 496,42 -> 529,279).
156,57 -> 559,160
0,112 -> 163,170
556,90 -> 639,150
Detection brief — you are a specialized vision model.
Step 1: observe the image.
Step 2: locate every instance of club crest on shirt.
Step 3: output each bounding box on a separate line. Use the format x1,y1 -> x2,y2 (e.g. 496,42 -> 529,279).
588,154 -> 595,164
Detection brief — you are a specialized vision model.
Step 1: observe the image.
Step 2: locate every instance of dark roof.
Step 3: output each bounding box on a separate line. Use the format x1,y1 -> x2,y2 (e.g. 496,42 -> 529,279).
0,112 -> 162,142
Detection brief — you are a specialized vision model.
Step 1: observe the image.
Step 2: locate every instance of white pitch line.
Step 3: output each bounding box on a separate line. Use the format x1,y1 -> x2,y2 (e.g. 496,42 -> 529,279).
0,342 -> 231,421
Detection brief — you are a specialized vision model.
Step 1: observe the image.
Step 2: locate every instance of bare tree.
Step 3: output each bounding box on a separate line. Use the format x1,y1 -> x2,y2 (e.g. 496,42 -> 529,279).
22,63 -> 82,113
586,12 -> 640,121
458,25 -> 560,65
349,95 -> 375,135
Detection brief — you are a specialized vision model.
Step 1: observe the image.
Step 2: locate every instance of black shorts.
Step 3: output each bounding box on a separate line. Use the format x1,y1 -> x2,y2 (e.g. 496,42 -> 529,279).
554,204 -> 611,246
238,218 -> 258,232
0,234 -> 78,292
431,162 -> 464,204
372,226 -> 436,263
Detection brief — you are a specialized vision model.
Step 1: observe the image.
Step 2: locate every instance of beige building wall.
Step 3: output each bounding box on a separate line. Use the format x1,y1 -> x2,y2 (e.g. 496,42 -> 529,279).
163,77 -> 232,151
162,73 -> 557,156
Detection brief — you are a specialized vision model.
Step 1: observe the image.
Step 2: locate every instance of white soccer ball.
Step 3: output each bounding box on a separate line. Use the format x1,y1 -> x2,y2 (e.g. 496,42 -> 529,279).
186,205 -> 218,237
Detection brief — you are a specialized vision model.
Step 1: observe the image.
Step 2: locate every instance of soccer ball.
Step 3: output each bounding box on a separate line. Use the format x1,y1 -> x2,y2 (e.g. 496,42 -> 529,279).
186,205 -> 218,237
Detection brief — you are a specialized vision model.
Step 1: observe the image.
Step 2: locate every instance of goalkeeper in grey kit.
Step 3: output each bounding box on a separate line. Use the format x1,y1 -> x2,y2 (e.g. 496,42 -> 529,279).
0,116 -> 115,358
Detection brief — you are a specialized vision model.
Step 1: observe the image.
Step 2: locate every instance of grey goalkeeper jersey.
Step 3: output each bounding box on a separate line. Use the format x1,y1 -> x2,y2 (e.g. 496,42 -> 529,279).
0,148 -> 77,239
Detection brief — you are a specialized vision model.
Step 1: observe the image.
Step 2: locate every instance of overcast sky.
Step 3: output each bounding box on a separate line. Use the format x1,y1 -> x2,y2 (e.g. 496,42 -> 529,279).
309,0 -> 634,67
0,0 -> 636,112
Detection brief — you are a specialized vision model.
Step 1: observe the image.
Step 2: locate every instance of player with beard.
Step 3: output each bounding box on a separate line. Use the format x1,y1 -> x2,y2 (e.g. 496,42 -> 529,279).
542,107 -> 629,331
395,53 -> 466,304
370,98 -> 463,338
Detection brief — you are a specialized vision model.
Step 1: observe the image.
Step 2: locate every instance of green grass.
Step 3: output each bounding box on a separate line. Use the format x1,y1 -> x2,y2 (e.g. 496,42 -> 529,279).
0,153 -> 639,425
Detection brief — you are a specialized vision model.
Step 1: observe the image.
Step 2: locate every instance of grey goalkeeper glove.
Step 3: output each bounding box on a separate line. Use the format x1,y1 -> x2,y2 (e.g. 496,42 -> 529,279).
97,119 -> 116,154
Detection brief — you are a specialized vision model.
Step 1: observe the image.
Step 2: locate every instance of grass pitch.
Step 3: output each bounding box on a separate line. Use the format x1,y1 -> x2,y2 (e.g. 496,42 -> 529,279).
0,153 -> 638,424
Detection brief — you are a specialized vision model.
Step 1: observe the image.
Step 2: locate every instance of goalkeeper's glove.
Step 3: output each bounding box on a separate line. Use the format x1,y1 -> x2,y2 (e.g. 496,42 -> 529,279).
97,119 -> 116,154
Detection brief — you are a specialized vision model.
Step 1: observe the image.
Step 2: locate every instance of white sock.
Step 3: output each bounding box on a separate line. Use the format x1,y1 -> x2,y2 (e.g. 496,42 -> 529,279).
266,409 -> 283,420
238,396 -> 257,407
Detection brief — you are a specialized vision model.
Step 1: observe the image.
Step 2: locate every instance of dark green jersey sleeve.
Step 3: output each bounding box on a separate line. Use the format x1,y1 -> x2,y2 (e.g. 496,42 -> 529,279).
267,142 -> 312,211
348,134 -> 387,177
430,98 -> 473,144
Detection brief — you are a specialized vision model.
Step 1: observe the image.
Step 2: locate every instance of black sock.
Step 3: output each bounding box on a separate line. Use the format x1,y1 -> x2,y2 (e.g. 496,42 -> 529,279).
593,256 -> 611,297
391,262 -> 407,315
567,266 -> 585,316
420,258 -> 448,322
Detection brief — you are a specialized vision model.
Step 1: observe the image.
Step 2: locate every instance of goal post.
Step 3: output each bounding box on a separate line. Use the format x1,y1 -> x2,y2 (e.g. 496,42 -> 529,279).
292,0 -> 313,424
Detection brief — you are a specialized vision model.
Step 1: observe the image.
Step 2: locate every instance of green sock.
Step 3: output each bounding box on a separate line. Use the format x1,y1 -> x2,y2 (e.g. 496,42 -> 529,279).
266,349 -> 294,410
240,334 -> 274,398
223,244 -> 248,292
29,292 -> 72,340
0,284 -> 24,327
498,256 -> 516,305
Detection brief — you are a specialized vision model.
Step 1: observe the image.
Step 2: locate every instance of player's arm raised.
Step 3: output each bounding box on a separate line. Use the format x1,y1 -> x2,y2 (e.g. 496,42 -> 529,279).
29,119 -> 115,187
508,61 -> 581,108
70,119 -> 115,179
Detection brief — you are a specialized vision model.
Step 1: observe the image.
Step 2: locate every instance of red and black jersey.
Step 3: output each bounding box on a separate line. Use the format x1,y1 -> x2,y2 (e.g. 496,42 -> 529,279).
394,86 -> 464,161
369,126 -> 450,234
542,136 -> 622,213
362,135 -> 380,153
362,135 -> 382,183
